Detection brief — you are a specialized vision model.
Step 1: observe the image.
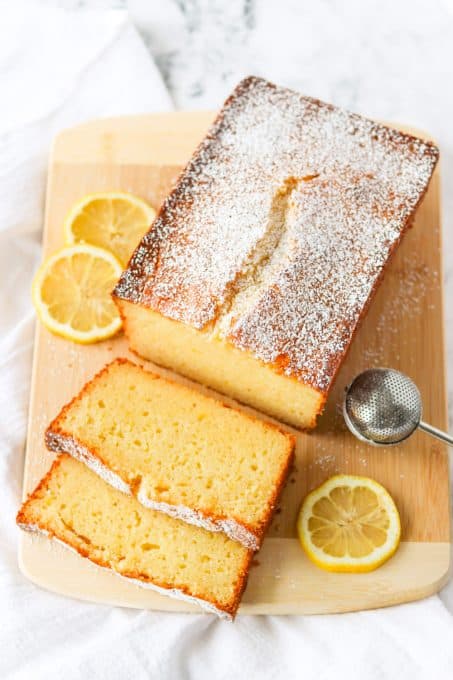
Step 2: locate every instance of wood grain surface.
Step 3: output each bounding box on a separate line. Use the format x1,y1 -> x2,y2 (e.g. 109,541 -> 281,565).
19,112 -> 451,615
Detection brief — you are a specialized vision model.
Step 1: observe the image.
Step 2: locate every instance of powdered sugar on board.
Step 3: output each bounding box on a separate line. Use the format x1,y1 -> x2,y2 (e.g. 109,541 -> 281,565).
114,75 -> 439,392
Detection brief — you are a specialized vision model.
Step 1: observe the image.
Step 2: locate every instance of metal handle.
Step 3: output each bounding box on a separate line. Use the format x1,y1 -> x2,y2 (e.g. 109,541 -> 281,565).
418,420 -> 453,447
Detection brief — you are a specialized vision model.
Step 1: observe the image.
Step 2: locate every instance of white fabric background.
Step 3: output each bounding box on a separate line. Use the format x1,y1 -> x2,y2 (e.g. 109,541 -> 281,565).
2,2 -> 453,679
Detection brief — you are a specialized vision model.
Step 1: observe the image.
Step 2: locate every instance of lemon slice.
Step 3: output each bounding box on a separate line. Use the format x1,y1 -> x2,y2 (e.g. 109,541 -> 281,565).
64,192 -> 156,266
297,474 -> 401,572
32,244 -> 123,343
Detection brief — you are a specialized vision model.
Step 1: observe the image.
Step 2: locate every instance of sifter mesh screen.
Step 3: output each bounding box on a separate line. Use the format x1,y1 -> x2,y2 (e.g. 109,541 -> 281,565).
344,368 -> 421,445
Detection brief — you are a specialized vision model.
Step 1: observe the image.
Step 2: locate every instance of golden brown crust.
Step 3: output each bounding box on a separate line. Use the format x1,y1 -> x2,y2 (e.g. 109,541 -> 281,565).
16,454 -> 67,524
17,453 -> 252,619
251,434 -> 296,540
113,76 -> 439,404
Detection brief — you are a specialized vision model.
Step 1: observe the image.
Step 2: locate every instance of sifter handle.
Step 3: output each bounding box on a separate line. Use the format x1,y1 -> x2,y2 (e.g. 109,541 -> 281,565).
418,421 -> 453,447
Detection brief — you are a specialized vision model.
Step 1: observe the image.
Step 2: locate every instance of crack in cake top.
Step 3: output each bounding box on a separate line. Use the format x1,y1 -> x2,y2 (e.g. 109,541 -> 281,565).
113,76 -> 439,391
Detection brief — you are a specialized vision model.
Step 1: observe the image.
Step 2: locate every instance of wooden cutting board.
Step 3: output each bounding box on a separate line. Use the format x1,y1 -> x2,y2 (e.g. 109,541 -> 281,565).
19,112 -> 451,615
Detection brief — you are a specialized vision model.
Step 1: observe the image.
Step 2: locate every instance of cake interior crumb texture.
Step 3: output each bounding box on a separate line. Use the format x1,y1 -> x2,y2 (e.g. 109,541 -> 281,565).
113,76 -> 439,429
46,359 -> 295,549
17,455 -> 252,619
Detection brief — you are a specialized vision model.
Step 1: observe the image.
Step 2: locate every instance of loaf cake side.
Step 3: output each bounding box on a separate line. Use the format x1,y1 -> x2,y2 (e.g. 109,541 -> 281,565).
45,358 -> 295,550
17,454 -> 253,620
113,76 -> 439,430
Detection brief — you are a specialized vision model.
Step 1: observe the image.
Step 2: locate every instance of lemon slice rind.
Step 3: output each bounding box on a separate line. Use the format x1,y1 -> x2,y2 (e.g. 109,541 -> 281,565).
63,191 -> 156,266
297,474 -> 401,573
32,244 -> 123,344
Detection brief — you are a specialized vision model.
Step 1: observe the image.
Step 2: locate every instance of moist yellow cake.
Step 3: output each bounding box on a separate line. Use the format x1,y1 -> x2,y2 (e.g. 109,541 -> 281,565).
46,359 -> 295,550
113,76 -> 439,430
17,455 -> 252,619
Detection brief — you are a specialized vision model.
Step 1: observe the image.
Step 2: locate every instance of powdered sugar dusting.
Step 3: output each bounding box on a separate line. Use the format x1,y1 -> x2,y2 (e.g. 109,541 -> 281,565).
47,431 -> 260,549
46,431 -> 131,496
138,490 -> 259,549
114,76 -> 438,391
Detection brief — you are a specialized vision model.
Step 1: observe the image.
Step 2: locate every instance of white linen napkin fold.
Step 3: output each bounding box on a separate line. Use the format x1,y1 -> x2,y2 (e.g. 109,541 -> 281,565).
1,4 -> 453,680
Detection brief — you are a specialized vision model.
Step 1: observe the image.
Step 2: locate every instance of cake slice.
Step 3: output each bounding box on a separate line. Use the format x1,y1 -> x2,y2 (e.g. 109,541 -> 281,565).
46,359 -> 295,550
17,454 -> 252,619
113,76 -> 439,430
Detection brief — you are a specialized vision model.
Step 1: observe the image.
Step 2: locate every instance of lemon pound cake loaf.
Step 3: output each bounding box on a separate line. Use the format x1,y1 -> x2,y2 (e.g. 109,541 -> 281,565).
113,76 -> 439,430
17,455 -> 252,619
46,359 -> 295,550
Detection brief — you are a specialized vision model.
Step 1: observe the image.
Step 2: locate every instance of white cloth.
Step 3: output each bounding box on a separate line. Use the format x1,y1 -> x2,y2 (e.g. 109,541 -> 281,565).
1,3 -> 453,679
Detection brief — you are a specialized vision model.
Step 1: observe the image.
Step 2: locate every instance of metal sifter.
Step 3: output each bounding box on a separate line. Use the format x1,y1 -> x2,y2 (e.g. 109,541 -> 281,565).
343,368 -> 453,447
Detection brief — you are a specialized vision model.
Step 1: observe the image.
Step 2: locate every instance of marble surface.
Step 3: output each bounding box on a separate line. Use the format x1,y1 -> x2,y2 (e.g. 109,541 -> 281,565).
47,0 -> 453,428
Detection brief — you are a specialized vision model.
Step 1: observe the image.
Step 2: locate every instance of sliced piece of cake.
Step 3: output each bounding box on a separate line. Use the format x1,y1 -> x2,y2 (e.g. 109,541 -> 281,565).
17,454 -> 252,619
46,359 -> 295,550
113,76 -> 439,430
